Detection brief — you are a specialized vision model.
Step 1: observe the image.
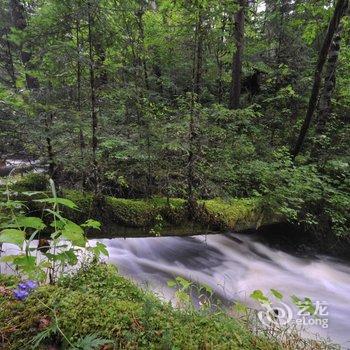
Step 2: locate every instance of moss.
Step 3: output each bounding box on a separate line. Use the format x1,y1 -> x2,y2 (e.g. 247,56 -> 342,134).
150,197 -> 187,226
104,196 -> 187,228
0,274 -> 19,288
105,197 -> 157,227
10,173 -> 48,192
199,198 -> 263,231
0,264 -> 280,350
2,184 -> 280,234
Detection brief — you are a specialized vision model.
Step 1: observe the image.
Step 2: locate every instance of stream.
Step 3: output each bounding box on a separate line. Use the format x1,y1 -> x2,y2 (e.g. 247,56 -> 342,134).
91,233 -> 350,348
1,230 -> 350,347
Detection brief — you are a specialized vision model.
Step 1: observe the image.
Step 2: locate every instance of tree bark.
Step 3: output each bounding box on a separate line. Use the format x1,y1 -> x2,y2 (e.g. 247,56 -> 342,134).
76,19 -> 85,159
45,113 -> 56,181
136,6 -> 153,197
194,12 -> 204,96
229,0 -> 245,109
9,0 -> 39,89
187,94 -> 196,213
216,15 -> 227,103
88,3 -> 99,192
187,10 -> 204,211
292,0 -> 348,158
2,31 -> 16,87
316,28 -> 343,133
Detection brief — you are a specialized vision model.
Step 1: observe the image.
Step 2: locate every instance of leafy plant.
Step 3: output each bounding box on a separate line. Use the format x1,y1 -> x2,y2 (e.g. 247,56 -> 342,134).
167,276 -> 214,309
0,179 -> 108,283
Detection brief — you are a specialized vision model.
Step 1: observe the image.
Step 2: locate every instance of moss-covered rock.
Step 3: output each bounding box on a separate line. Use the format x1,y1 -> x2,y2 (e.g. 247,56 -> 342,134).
105,197 -> 157,227
10,173 -> 48,192
2,175 -> 281,234
199,198 -> 268,231
0,264 -> 281,350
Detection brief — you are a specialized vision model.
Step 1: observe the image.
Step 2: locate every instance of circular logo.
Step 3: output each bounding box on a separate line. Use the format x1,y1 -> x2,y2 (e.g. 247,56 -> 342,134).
258,302 -> 293,326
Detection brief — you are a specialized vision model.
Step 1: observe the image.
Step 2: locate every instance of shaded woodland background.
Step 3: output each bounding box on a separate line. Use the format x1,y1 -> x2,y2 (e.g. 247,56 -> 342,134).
0,0 -> 349,239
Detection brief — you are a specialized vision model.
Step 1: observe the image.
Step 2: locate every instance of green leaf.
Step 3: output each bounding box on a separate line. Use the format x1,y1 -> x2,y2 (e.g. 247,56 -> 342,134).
270,288 -> 283,300
250,290 -> 270,304
82,219 -> 101,230
73,334 -> 113,350
46,249 -> 78,265
175,276 -> 191,290
15,216 -> 46,230
61,220 -> 86,247
90,242 -> 109,258
233,301 -> 248,314
291,295 -> 301,305
35,197 -> 78,209
13,255 -> 36,268
167,280 -> 176,288
0,229 -> 26,247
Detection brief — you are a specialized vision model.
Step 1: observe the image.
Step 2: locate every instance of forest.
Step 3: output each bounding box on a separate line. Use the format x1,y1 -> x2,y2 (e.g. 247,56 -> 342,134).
0,0 -> 350,349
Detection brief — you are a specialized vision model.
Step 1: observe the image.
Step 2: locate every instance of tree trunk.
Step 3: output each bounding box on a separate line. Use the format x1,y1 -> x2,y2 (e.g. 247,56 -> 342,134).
292,0 -> 348,158
216,15 -> 227,103
88,3 -> 98,193
187,11 -> 204,212
229,0 -> 245,109
194,12 -> 204,96
316,28 -> 343,133
9,0 -> 58,184
76,19 -> 85,159
3,31 -> 16,87
9,0 -> 39,89
187,94 -> 196,214
136,6 -> 153,197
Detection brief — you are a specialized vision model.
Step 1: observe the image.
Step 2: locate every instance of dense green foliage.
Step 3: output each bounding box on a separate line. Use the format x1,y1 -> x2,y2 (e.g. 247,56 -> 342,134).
0,180 -> 108,282
0,0 -> 349,242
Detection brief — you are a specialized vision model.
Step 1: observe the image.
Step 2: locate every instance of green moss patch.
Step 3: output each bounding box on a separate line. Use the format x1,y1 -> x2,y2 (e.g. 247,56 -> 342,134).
2,173 -> 280,235
199,198 -> 263,231
105,197 -> 157,227
10,173 -> 48,192
0,264 -> 280,350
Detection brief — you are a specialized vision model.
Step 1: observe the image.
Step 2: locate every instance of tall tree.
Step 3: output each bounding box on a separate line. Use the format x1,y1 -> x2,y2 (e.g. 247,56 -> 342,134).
9,0 -> 39,89
316,28 -> 343,134
187,4 -> 207,210
229,0 -> 246,110
292,0 -> 349,158
87,1 -> 99,192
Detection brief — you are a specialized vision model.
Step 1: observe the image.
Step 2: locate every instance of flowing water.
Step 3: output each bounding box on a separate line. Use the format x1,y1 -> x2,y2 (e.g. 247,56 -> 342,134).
2,232 -> 350,348
92,233 -> 350,348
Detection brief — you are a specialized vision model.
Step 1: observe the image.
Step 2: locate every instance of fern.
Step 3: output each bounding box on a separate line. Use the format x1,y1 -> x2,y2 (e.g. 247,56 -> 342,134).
71,334 -> 113,350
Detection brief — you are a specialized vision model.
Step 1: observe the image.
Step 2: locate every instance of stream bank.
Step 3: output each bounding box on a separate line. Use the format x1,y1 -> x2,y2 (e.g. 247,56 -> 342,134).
1,172 -> 281,236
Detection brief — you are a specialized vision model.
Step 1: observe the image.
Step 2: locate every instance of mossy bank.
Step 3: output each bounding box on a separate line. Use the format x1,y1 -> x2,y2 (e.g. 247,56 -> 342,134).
2,173 -> 281,236
0,264 -> 333,350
